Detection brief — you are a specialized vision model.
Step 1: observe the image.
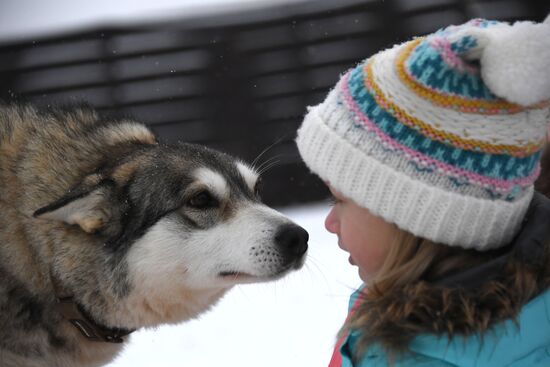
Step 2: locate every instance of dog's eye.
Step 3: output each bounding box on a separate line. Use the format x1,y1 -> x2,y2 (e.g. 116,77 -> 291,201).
188,191 -> 218,209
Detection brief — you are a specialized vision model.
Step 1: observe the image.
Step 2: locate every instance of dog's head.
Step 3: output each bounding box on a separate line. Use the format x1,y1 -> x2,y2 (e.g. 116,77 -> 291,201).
34,143 -> 308,294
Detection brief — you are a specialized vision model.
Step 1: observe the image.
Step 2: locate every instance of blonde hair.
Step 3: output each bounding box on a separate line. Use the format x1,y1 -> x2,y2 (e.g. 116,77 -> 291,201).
369,227 -> 491,291
340,225 -> 545,363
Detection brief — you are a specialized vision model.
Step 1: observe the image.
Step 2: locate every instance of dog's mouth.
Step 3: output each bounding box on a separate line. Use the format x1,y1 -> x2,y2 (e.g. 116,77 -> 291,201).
218,261 -> 303,283
217,268 -> 290,282
218,271 -> 255,280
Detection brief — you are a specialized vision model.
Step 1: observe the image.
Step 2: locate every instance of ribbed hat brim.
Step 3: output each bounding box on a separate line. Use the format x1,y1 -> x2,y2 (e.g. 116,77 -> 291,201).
296,105 -> 533,250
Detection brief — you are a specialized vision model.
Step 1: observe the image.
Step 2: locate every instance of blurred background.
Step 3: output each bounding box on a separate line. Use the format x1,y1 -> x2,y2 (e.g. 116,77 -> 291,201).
1,0 -> 548,207
1,1 -> 548,366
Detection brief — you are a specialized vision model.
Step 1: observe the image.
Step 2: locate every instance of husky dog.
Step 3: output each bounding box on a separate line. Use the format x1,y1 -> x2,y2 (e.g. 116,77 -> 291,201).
0,103 -> 308,367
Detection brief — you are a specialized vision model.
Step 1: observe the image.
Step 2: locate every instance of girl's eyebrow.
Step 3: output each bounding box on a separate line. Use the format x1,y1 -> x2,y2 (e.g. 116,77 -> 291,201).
329,188 -> 342,199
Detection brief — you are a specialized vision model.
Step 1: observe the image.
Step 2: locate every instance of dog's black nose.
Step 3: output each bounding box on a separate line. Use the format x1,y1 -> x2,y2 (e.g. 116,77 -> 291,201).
275,223 -> 309,257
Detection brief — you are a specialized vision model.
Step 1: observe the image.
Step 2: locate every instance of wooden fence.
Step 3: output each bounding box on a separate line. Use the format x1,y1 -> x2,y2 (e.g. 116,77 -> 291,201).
1,0 -> 548,206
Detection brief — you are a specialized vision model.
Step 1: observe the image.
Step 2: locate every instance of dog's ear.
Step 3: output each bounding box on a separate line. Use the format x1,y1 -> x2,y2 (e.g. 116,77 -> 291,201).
33,176 -> 118,234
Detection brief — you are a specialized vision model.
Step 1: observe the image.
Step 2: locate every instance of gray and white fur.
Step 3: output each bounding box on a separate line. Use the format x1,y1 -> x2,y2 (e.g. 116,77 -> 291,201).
0,103 -> 308,367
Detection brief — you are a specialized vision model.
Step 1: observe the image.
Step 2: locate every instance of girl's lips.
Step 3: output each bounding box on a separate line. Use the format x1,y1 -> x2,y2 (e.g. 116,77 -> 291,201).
348,256 -> 355,265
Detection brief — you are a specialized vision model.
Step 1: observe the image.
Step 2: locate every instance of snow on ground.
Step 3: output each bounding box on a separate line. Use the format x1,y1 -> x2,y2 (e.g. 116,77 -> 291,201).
106,202 -> 361,367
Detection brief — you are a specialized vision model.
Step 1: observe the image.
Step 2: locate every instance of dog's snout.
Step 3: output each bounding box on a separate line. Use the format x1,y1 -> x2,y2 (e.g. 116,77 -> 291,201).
275,224 -> 309,257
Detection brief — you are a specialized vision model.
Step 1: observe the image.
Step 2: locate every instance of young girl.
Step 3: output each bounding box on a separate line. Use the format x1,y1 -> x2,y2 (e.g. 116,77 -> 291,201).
296,18 -> 550,366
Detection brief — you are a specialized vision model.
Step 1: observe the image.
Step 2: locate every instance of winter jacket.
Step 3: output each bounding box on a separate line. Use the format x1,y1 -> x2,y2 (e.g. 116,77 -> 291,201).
331,192 -> 550,367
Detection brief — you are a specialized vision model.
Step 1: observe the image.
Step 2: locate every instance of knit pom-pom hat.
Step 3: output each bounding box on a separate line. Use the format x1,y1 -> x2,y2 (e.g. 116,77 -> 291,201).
296,18 -> 550,250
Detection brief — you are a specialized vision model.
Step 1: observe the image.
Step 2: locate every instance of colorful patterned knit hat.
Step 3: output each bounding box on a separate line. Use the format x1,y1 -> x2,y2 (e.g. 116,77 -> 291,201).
296,18 -> 550,250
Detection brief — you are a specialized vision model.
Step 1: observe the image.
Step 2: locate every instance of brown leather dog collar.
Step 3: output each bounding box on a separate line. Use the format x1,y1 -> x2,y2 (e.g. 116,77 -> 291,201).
50,272 -> 134,343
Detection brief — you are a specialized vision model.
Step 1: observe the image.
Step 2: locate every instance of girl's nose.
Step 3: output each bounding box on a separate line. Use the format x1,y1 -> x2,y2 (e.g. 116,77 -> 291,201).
325,207 -> 339,234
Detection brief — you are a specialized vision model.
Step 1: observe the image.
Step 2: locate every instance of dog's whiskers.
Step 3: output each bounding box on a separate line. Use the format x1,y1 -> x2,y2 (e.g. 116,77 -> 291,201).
303,252 -> 332,288
251,135 -> 288,170
256,154 -> 280,173
257,156 -> 282,176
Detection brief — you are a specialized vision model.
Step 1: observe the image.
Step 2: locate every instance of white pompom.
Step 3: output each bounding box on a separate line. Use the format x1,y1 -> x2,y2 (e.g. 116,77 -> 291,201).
479,21 -> 550,106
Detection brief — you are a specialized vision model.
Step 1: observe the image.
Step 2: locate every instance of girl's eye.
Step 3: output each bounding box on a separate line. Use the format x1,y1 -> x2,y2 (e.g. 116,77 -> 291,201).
188,191 -> 218,209
328,195 -> 342,206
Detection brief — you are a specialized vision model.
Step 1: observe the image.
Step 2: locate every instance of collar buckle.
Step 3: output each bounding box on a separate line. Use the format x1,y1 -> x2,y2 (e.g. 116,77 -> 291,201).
55,296 -> 131,343
51,271 -> 134,343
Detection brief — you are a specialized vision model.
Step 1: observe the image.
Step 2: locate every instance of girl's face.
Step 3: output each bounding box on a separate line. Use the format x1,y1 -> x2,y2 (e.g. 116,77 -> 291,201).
324,186 -> 395,281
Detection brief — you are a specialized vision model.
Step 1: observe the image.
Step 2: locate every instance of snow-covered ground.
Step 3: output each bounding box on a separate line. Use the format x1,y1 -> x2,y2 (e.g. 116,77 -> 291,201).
107,202 -> 361,367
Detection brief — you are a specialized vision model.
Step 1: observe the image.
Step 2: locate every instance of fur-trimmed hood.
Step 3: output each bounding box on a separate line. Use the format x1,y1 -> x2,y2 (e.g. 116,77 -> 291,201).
349,192 -> 550,363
